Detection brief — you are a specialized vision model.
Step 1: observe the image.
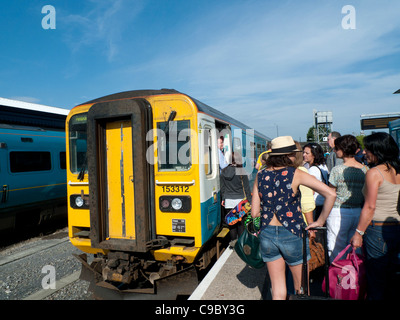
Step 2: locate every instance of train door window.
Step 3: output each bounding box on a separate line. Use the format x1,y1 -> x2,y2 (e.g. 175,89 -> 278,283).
60,152 -> 66,170
203,127 -> 213,176
69,113 -> 87,174
257,143 -> 261,157
10,151 -> 51,172
233,137 -> 242,156
157,120 -> 191,171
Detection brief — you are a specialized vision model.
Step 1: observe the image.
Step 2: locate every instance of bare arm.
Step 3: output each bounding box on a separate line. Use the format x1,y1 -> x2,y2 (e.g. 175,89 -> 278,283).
251,175 -> 260,218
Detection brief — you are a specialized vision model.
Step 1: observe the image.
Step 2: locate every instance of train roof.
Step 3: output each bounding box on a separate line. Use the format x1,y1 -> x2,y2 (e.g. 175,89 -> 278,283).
0,97 -> 69,130
81,89 -> 271,141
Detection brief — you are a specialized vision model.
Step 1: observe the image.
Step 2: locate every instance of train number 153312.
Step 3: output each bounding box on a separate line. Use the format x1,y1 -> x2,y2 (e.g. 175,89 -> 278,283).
161,185 -> 189,193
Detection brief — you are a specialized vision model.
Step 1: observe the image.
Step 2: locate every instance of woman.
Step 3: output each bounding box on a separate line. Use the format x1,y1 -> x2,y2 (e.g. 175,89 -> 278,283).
251,136 -> 336,300
327,135 -> 368,262
350,132 -> 400,300
221,152 -> 251,240
294,141 -> 315,225
303,143 -> 329,220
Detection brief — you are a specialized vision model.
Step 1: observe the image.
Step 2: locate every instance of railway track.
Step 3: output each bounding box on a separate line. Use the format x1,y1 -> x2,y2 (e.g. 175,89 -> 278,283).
0,227 -> 92,300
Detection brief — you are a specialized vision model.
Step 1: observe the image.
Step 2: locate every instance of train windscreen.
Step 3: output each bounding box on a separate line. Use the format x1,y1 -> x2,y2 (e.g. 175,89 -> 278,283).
69,113 -> 88,175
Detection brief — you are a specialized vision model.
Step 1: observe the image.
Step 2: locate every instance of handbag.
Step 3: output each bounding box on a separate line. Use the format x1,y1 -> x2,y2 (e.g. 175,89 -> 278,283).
234,218 -> 264,269
308,237 -> 325,272
322,244 -> 367,300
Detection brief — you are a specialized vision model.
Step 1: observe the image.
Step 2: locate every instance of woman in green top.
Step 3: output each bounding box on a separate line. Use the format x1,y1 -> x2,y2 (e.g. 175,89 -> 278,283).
326,135 -> 368,262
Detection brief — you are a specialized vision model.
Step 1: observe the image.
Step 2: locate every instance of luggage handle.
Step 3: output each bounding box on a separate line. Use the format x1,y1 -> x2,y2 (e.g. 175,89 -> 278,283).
331,244 -> 360,273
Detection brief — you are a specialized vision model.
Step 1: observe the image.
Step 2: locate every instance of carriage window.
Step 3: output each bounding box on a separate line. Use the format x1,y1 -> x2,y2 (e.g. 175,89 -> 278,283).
157,120 -> 191,171
60,152 -> 66,170
10,151 -> 51,172
69,113 -> 87,174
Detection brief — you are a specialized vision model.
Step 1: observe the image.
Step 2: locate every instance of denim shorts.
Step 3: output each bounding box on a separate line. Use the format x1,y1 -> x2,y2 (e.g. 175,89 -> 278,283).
259,225 -> 310,266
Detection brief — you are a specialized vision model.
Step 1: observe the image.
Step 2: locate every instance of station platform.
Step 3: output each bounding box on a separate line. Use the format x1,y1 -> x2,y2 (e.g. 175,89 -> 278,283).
189,245 -> 270,300
189,238 -> 400,300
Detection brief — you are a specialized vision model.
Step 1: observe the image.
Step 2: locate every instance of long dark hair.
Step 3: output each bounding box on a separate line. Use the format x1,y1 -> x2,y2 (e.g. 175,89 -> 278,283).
363,132 -> 400,174
303,142 -> 325,166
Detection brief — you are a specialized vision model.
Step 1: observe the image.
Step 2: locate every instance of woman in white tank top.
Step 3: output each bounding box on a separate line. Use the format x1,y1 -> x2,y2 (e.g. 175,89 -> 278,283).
350,132 -> 400,300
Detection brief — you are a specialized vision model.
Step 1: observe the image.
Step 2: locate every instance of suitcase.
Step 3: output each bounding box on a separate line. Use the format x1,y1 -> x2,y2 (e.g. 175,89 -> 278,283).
288,226 -> 331,300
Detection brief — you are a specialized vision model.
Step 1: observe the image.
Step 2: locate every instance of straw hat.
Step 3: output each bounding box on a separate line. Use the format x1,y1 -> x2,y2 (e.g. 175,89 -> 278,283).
269,136 -> 302,155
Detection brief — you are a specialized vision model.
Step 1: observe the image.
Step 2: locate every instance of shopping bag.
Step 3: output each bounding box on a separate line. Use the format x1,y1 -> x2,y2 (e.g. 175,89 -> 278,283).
234,219 -> 264,269
322,244 -> 367,300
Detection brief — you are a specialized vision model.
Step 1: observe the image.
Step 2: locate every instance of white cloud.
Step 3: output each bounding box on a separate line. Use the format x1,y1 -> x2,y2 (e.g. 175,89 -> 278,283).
61,0 -> 144,61
9,96 -> 41,104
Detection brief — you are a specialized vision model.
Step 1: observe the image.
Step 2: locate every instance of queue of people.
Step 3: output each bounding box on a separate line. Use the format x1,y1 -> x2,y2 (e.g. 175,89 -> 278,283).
219,132 -> 400,300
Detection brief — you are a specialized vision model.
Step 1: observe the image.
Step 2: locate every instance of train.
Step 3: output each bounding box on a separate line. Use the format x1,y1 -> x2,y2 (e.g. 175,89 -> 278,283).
389,118 -> 400,147
0,97 -> 69,231
66,89 -> 270,299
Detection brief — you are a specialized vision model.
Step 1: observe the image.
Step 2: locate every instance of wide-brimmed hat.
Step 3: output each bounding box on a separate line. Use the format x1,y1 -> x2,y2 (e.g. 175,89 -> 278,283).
269,136 -> 302,155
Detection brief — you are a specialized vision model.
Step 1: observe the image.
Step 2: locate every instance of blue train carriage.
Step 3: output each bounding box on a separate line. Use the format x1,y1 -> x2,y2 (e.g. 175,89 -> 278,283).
389,118 -> 400,147
66,90 -> 270,298
0,97 -> 69,231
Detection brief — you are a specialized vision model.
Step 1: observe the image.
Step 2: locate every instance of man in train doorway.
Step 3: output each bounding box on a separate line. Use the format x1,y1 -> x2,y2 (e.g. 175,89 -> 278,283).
218,136 -> 228,171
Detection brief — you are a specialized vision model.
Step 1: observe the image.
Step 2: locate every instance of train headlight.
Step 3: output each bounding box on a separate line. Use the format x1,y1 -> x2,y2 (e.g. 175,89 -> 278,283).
75,196 -> 84,208
70,194 -> 89,209
171,198 -> 183,210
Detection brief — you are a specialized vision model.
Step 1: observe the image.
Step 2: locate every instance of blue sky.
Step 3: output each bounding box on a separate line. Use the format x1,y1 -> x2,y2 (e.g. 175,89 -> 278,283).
1,0 -> 400,141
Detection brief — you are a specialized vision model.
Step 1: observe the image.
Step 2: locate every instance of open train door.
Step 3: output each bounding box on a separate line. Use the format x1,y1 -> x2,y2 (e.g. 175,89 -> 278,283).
86,99 -> 154,253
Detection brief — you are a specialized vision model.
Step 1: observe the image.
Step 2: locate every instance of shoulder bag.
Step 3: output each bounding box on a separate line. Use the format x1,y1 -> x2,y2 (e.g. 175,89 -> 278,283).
234,217 -> 264,269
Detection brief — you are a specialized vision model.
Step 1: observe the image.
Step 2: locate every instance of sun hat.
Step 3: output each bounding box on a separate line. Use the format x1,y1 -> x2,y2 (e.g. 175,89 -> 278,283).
269,136 -> 302,155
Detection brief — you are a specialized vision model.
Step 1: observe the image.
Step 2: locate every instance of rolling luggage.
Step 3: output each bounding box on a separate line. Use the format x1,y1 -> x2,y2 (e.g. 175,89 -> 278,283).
289,227 -> 331,300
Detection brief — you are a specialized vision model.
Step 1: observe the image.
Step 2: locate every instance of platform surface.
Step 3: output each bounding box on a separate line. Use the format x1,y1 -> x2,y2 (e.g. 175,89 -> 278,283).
189,246 -> 268,300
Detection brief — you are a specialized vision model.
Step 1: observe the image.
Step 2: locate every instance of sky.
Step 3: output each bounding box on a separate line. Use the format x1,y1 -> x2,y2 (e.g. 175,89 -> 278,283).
1,0 -> 400,141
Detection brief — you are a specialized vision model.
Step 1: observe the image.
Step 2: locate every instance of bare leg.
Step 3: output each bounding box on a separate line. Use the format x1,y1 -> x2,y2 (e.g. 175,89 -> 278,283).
266,257 -> 287,300
288,263 -> 304,294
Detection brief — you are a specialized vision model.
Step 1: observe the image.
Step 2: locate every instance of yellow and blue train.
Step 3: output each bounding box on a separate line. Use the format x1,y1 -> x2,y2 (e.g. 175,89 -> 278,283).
66,89 -> 270,298
0,98 -> 69,231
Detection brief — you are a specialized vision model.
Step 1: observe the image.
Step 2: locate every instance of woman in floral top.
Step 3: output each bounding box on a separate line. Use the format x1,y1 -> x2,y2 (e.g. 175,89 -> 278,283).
327,135 -> 368,262
251,136 -> 336,300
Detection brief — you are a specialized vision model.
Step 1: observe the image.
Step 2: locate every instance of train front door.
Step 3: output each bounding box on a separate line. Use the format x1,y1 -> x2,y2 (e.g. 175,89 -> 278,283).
87,99 -> 154,252
105,120 -> 135,240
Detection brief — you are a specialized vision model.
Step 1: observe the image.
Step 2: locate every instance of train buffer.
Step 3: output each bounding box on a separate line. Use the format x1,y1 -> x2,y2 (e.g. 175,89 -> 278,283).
189,245 -> 269,300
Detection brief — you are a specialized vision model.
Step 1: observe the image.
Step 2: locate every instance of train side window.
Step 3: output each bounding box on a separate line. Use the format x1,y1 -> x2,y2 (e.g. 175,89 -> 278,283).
157,120 -> 191,171
203,128 -> 213,176
10,151 -> 51,173
60,152 -> 66,170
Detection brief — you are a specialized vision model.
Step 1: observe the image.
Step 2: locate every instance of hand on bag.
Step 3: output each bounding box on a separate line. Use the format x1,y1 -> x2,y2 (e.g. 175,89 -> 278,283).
350,232 -> 363,249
